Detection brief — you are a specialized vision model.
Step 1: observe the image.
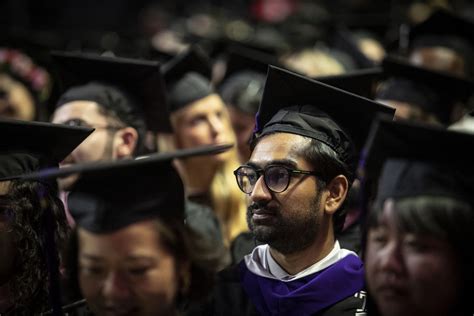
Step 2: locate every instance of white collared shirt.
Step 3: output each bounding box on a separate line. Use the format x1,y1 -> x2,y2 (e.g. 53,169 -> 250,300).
244,241 -> 357,282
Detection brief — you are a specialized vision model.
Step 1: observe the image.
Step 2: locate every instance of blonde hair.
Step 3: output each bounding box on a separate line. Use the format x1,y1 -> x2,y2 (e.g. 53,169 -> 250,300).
159,95 -> 248,246
281,48 -> 346,77
209,146 -> 248,245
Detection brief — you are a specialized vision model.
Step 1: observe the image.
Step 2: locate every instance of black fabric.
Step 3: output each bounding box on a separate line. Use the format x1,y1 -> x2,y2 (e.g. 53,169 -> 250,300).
376,160 -> 472,206
68,159 -> 184,233
185,264 -> 367,316
219,71 -> 266,115
23,144 -> 232,233
167,72 -> 214,112
0,119 -> 92,181
254,66 -> 395,174
361,117 -> 474,179
377,56 -> 474,124
52,51 -> 170,132
230,232 -> 261,265
361,117 -> 474,206
260,105 -> 356,169
162,46 -> 214,112
316,68 -> 382,99
222,44 -> 279,81
185,200 -> 223,244
337,222 -> 362,254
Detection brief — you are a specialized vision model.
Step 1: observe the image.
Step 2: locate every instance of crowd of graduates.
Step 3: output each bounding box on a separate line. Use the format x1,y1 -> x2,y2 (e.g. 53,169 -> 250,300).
0,1 -> 473,315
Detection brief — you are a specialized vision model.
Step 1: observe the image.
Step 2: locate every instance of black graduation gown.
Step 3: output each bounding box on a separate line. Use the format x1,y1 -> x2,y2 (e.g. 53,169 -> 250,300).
186,264 -> 367,316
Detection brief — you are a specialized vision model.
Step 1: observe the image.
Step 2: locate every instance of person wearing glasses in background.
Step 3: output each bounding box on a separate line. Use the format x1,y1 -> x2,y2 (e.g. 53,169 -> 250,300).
49,52 -> 169,192
189,67 -> 394,316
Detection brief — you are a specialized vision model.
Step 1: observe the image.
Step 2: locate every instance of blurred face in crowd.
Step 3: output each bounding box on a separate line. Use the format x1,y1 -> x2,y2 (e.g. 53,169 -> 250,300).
0,74 -> 35,121
171,94 -> 234,163
375,99 -> 440,125
409,47 -> 466,77
227,106 -> 255,163
52,101 -> 137,190
78,220 -> 181,316
365,199 -> 461,316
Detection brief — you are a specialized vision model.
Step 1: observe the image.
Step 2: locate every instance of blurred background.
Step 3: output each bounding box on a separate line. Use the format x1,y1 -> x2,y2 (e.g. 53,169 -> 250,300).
0,0 -> 473,120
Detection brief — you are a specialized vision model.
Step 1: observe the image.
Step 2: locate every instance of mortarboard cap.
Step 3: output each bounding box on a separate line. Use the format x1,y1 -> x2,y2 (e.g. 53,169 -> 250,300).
316,67 -> 382,99
52,51 -> 171,132
361,117 -> 474,205
162,46 -> 214,112
219,44 -> 275,115
223,43 -> 280,80
376,56 -> 474,124
0,118 -> 93,181
254,65 -> 395,177
23,144 -> 232,233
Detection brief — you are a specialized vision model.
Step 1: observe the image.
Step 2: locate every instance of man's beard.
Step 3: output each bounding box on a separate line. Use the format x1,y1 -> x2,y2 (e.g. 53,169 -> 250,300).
57,131 -> 116,191
246,193 -> 322,255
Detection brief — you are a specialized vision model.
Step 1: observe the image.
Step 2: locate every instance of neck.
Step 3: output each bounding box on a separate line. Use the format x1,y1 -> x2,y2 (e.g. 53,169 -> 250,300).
269,230 -> 335,276
175,157 -> 218,196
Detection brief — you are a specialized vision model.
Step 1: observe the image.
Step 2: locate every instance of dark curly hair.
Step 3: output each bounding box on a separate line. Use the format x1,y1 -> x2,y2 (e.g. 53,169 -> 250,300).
0,179 -> 69,314
65,217 -> 224,312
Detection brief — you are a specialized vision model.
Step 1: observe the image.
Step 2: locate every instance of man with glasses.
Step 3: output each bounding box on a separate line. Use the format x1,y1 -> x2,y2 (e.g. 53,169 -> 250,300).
190,66 -> 394,316
50,52 -> 169,191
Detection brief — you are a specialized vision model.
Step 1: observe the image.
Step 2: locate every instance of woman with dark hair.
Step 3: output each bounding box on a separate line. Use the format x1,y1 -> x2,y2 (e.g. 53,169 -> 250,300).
361,118 -> 474,316
36,146 -> 227,315
0,119 -> 92,314
64,215 -> 220,316
0,179 -> 70,314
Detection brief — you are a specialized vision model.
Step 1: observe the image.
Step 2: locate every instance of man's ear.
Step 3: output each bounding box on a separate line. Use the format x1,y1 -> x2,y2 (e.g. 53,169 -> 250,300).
114,127 -> 139,158
323,175 -> 349,215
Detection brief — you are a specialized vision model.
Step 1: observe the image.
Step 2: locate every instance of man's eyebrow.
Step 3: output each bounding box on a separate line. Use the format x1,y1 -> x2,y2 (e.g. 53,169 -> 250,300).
246,159 -> 298,169
80,254 -> 103,261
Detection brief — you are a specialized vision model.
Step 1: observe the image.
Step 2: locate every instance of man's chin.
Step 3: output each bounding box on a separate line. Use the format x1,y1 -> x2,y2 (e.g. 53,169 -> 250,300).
251,225 -> 277,244
57,174 -> 79,191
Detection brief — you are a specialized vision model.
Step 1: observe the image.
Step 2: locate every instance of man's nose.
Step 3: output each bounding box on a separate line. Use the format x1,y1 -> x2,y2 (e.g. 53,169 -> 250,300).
249,175 -> 272,203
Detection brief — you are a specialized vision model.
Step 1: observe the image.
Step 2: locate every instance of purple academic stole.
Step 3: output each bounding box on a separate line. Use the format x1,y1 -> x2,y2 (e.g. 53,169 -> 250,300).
239,254 -> 364,316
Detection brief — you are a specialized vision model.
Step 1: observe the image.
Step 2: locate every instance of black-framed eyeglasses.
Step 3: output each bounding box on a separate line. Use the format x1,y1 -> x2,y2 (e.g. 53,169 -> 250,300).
61,118 -> 123,130
233,164 -> 321,194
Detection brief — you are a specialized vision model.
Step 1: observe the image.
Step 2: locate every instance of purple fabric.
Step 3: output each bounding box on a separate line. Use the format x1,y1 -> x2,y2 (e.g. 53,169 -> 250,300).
239,254 -> 364,316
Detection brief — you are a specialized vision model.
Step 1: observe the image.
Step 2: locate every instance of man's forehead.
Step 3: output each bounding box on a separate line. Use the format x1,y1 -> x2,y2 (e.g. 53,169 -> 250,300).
249,133 -> 309,164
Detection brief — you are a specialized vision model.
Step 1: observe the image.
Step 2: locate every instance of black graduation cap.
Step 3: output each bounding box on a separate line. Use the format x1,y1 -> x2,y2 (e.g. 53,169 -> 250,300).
223,43 -> 280,80
254,65 -> 395,175
316,67 -> 382,99
408,9 -> 474,62
218,44 -> 276,115
360,116 -> 474,205
161,46 -> 214,112
23,144 -> 232,233
51,51 -> 171,132
0,118 -> 93,181
376,55 -> 474,124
